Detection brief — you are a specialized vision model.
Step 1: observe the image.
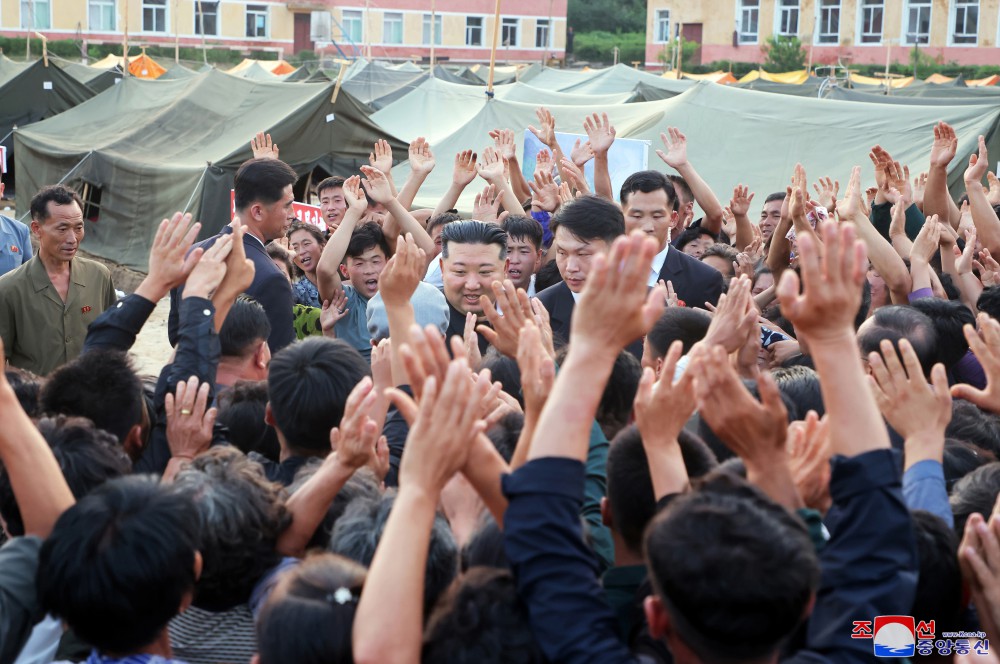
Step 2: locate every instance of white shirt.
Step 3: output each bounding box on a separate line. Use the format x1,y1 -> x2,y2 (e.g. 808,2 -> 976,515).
649,244 -> 670,288
570,289 -> 581,303
527,273 -> 537,298
424,256 -> 444,289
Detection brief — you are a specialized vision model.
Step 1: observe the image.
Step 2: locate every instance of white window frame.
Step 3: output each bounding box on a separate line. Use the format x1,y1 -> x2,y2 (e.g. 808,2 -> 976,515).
535,18 -> 550,48
901,0 -> 932,44
654,9 -> 671,43
246,4 -> 268,39
950,0 -> 979,46
193,1 -> 219,36
857,0 -> 884,45
88,0 -> 116,31
501,17 -> 519,47
466,16 -> 484,46
342,9 -> 363,43
382,12 -> 403,45
774,0 -> 799,37
422,13 -> 442,45
737,0 -> 760,44
141,0 -> 168,33
20,0 -> 51,29
815,0 -> 841,44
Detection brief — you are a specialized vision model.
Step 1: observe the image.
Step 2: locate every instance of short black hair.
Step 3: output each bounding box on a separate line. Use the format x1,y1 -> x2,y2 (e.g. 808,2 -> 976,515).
858,305 -> 938,377
978,286 -> 1000,322
461,512 -> 508,572
644,473 -> 820,662
423,567 -> 545,663
619,170 -> 677,210
38,476 -> 199,654
647,308 -> 711,358
234,158 -> 298,212
772,366 -> 825,418
0,415 -> 130,537
266,241 -> 294,279
910,510 -> 963,634
607,424 -> 717,553
947,400 -> 1000,457
428,212 -> 462,235
764,192 -> 786,205
316,176 -> 346,198
550,195 -> 625,246
41,350 -> 143,448
909,297 -> 975,369
216,380 -> 280,462
675,226 -> 716,251
951,461 -> 1000,541
666,174 -> 691,207
219,296 -> 271,358
285,220 -> 327,245
501,215 -> 543,251
440,220 -> 508,259
268,338 -> 371,453
345,221 -> 390,260
30,184 -> 83,223
597,350 -> 643,441
4,367 -> 42,417
485,411 -> 523,463
701,243 -> 739,278
479,350 -> 523,409
288,463 -> 382,551
533,259 -> 563,292
943,438 -> 997,491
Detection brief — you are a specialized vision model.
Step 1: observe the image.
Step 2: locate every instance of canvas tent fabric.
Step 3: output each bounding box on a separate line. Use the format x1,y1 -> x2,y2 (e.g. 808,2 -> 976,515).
341,61 -> 428,109
90,53 -> 166,79
14,70 -> 405,269
227,59 -> 296,75
60,61 -> 123,92
157,64 -> 200,81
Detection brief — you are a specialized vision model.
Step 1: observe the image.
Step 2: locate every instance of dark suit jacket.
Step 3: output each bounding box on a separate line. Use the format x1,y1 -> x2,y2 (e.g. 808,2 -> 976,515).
657,246 -> 724,310
167,227 -> 295,353
535,281 -> 644,358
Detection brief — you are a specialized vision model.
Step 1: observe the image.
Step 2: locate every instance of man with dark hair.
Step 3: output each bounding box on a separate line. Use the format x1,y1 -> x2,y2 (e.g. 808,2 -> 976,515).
39,350 -> 146,459
910,296 -> 981,386
642,308 -> 711,376
38,476 -> 202,663
169,158 -> 298,353
439,219 -> 508,348
979,286 -> 1000,322
217,295 -> 271,389
700,242 -> 739,280
620,170 -> 723,311
501,215 -> 544,295
0,184 -> 116,375
857,305 -> 939,378
423,212 -> 462,289
759,192 -> 785,243
0,179 -> 31,277
317,176 -> 347,230
264,337 -> 371,484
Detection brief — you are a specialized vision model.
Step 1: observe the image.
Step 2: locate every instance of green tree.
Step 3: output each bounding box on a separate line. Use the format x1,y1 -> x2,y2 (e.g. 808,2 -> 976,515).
568,0 -> 644,33
761,36 -> 806,72
657,36 -> 698,70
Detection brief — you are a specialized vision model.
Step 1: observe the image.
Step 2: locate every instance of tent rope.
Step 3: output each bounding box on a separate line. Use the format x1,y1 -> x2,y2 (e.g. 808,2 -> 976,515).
181,165 -> 209,215
17,150 -> 94,222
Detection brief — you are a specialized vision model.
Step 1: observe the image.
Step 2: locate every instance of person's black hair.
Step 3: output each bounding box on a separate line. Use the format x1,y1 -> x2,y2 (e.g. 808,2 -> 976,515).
219,296 -> 271,358
427,212 -> 462,235
619,170 -> 677,210
762,301 -> 797,337
607,424 -> 718,554
701,243 -> 739,277
486,412 -> 523,463
549,195 -> 625,245
316,176 -> 346,198
909,297 -> 975,369
216,381 -> 280,462
345,221 -> 390,260
644,473 -> 820,663
329,491 -> 457,617
675,226 -> 716,251
501,215 -> 543,251
533,259 -> 563,292
440,220 -> 508,259
772,366 -> 825,418
910,510 -> 963,634
479,350 -> 523,407
950,462 -> 1000,541
285,220 -> 327,245
947,400 -> 1000,457
266,241 -> 294,280
268,338 -> 371,453
717,455 -> 747,478
30,184 -> 83,222
422,567 -> 545,664
978,287 -> 1000,322
38,476 -> 199,654
943,438 -> 997,491
855,274 -> 872,331
665,174 -> 691,208
288,463 -> 382,552
556,346 -> 641,441
4,367 -> 42,417
40,350 -> 143,448
764,192 -> 785,205
857,305 -> 938,377
234,158 -> 298,212
0,416 -> 130,538
938,272 -> 961,302
646,308 -> 711,358
169,447 -> 290,611
256,552 -> 366,664
461,512 -> 509,572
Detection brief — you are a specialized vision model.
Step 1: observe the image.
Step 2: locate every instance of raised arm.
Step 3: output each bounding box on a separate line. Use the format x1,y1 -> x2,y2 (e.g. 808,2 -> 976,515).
528,107 -> 569,187
396,137 -> 435,211
728,184 -> 756,250
369,139 -> 397,197
475,146 -> 523,216
432,150 -> 477,218
361,166 -> 435,258
656,127 -> 725,234
583,113 -> 616,201
377,234 -> 426,386
924,122 -> 962,229
964,135 -> 1000,256
317,175 -> 367,302
491,128 -> 531,204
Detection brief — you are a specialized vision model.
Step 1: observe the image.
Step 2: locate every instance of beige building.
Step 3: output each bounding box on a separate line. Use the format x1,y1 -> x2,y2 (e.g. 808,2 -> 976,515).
646,0 -> 1000,68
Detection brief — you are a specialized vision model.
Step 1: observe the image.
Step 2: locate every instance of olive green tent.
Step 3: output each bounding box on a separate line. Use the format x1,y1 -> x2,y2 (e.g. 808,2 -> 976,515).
15,69 -> 404,270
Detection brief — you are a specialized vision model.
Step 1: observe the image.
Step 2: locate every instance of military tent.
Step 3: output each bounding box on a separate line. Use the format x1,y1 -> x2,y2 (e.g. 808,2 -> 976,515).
61,61 -> 123,92
157,64 -> 200,81
14,70 -> 404,269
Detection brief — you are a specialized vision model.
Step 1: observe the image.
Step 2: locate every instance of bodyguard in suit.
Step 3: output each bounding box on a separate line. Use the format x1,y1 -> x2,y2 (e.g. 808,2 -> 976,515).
168,158 -> 297,352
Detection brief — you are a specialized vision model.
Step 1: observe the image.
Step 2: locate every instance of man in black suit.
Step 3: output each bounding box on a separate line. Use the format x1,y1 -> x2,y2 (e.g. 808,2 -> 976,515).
168,158 -> 297,352
620,170 -> 723,310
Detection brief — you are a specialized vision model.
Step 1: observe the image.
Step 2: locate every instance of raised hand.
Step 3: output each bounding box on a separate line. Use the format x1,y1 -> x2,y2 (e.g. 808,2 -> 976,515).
930,121 -> 958,169
634,340 -> 696,446
535,148 -> 554,178
137,212 -> 203,301
329,376 -> 382,471
477,279 -> 544,359
956,228 -> 979,275
988,172 -> 1000,207
517,319 -> 556,420
378,234 -> 426,307
320,291 -> 350,336
976,248 -> 1000,287
910,213 -> 943,264
369,138 -> 394,175
476,146 -> 506,184
360,165 -> 395,205
463,312 -> 483,368
408,137 -> 436,176
699,275 -> 758,353
165,376 -> 217,463
472,184 -> 501,223
730,184 -> 755,217
583,112 -> 615,156
527,107 -> 557,148
342,174 -> 370,216
913,171 -> 928,210
787,412 -> 832,514
570,137 -> 594,166
250,131 -> 279,160
811,176 -> 839,212
559,157 -> 591,195
452,149 -> 478,188
655,127 -> 688,170
836,165 -> 865,222
965,134 -> 990,187
952,314 -> 1000,414
489,128 -> 517,162
184,232 -> 233,299
958,511 -> 1000,644
529,170 -> 560,213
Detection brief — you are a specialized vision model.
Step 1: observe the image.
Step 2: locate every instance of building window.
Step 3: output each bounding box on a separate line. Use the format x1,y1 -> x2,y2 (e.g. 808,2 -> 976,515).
776,0 -> 799,36
502,17 -> 519,46
903,0 -> 931,44
342,10 -> 363,43
194,1 -> 218,36
738,0 -> 760,44
952,0 -> 979,44
536,18 -> 550,48
859,0 -> 884,43
655,9 -> 671,43
383,12 -> 403,44
89,0 -> 115,30
817,0 -> 840,43
20,0 -> 51,29
142,0 -> 167,32
246,4 -> 268,38
422,14 -> 442,45
466,17 -> 483,45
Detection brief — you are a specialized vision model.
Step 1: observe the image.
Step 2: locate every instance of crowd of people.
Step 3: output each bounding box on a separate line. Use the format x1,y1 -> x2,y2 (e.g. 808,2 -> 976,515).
3,109 -> 1000,663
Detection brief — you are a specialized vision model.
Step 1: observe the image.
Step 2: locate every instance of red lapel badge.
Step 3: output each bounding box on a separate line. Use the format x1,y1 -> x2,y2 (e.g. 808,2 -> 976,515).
10,245 -> 17,253
81,306 -> 92,313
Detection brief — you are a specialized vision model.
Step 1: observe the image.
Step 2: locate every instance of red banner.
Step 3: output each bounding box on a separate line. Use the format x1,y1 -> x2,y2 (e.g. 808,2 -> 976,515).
230,190 -> 326,232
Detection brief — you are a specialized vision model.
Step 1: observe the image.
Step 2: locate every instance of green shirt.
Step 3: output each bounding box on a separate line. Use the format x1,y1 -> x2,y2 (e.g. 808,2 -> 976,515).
0,255 -> 115,375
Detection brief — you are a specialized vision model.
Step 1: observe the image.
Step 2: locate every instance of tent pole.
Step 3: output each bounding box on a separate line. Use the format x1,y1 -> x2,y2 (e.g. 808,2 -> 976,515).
429,0 -> 436,70
486,0 -> 502,95
34,32 -> 48,67
174,0 -> 180,63
330,61 -> 347,103
122,0 -> 130,77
